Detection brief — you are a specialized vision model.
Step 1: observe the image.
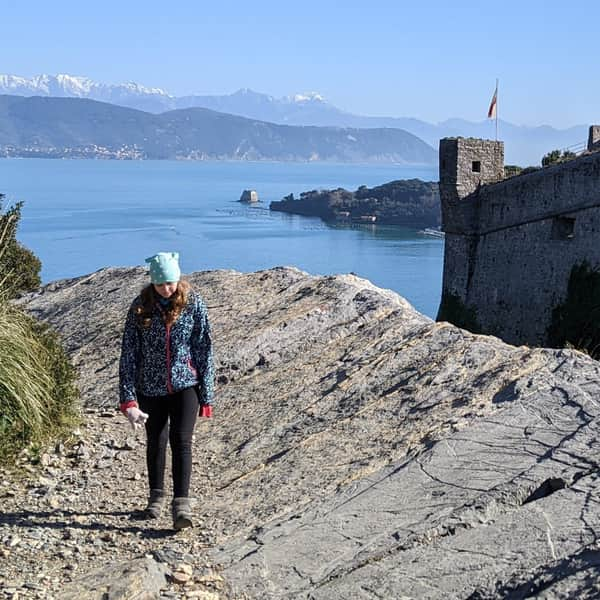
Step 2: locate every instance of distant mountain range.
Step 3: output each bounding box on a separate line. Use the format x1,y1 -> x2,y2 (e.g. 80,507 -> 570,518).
0,73 -> 590,165
0,95 -> 436,164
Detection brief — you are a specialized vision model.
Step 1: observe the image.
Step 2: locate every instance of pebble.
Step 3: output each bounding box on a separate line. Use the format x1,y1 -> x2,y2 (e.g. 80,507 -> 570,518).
172,571 -> 192,584
175,564 -> 193,576
46,495 -> 61,509
72,515 -> 89,525
40,454 -> 52,467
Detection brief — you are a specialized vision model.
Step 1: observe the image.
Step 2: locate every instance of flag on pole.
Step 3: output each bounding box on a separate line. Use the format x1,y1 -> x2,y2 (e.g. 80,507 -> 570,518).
487,84 -> 498,119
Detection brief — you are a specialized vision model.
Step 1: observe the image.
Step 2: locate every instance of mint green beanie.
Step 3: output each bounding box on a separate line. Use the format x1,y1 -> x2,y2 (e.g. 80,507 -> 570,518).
145,252 -> 181,284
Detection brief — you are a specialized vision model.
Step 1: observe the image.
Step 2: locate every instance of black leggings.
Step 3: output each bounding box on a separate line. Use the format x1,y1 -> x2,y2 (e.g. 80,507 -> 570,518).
138,387 -> 198,497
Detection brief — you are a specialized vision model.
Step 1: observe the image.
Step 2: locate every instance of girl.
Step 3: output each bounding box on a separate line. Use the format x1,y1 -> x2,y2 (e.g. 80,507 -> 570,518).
119,252 -> 214,530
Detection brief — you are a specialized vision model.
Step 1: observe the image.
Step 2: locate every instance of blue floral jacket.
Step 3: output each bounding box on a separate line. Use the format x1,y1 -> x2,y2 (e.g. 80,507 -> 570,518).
119,289 -> 215,407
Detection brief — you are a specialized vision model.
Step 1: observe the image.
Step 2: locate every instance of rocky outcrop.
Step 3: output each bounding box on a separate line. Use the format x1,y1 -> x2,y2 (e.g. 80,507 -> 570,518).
270,179 -> 440,228
5,266 -> 600,598
239,190 -> 258,203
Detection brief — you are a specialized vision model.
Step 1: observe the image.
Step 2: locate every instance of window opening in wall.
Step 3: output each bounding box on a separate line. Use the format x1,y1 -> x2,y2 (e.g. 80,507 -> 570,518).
552,216 -> 575,240
472,161 -> 481,173
441,159 -> 446,169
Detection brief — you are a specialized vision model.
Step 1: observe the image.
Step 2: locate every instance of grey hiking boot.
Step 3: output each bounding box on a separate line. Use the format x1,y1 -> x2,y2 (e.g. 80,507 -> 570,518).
144,489 -> 166,519
172,497 -> 193,530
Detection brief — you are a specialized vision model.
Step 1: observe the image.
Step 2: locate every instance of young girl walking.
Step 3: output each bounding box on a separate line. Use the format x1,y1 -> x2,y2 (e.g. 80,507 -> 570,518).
119,252 -> 214,530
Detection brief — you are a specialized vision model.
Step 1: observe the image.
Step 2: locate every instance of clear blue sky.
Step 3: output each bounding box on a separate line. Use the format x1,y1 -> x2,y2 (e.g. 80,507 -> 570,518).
3,0 -> 598,128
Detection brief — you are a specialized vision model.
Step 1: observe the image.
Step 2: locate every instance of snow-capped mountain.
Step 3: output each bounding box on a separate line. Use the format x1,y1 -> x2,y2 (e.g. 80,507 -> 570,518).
0,74 -> 173,112
0,74 -> 326,113
0,73 -> 170,98
287,92 -> 325,104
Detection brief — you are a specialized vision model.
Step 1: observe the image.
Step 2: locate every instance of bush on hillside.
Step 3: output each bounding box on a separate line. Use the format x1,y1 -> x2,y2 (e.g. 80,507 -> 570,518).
0,194 -> 41,298
0,195 -> 79,462
0,303 -> 79,460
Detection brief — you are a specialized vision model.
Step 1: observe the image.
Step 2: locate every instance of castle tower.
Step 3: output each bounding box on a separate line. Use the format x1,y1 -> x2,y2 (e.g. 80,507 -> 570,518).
588,125 -> 600,152
439,137 -> 504,233
437,137 -> 504,326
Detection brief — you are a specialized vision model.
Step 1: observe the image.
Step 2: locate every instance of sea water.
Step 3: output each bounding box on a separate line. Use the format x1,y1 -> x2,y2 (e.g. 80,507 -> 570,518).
0,158 -> 442,317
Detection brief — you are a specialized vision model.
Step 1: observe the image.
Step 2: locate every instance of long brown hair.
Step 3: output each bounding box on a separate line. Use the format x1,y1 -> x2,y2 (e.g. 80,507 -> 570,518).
136,279 -> 191,327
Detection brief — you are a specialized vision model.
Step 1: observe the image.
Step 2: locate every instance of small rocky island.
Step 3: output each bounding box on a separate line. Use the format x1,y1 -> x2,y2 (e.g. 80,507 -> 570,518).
270,179 -> 440,228
239,189 -> 259,203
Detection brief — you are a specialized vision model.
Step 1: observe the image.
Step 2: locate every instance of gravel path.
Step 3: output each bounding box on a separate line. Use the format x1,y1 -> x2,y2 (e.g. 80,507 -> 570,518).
0,407 -> 231,599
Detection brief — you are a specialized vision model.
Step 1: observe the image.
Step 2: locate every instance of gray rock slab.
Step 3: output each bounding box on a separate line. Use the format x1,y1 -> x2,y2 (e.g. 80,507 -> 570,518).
59,556 -> 168,599
469,546 -> 600,599
214,369 -> 600,598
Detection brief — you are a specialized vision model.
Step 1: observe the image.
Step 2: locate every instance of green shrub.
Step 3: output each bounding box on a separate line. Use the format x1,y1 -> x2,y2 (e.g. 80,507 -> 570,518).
30,316 -> 80,432
0,195 -> 41,298
542,149 -> 577,167
548,261 -> 600,358
0,194 -> 79,463
0,301 -> 79,461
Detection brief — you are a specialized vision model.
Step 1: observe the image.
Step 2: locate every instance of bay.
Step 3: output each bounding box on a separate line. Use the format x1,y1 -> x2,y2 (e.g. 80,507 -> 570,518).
0,158 -> 442,318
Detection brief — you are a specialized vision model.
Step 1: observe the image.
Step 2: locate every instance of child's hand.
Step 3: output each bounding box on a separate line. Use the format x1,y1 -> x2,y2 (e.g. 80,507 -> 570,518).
126,407 -> 149,429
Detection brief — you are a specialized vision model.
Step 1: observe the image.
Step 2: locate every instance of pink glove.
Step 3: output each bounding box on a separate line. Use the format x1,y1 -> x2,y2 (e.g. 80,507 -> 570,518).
126,407 -> 149,429
199,404 -> 213,418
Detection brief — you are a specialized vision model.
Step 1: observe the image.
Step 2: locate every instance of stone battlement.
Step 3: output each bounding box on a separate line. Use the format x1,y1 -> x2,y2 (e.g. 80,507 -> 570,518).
438,126 -> 600,345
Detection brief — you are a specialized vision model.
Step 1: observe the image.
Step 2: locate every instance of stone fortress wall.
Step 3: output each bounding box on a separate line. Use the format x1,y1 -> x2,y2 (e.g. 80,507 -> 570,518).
439,127 -> 600,345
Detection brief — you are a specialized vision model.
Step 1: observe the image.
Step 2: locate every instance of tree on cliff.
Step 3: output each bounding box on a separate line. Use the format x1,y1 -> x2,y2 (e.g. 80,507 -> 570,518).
0,194 -> 41,298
